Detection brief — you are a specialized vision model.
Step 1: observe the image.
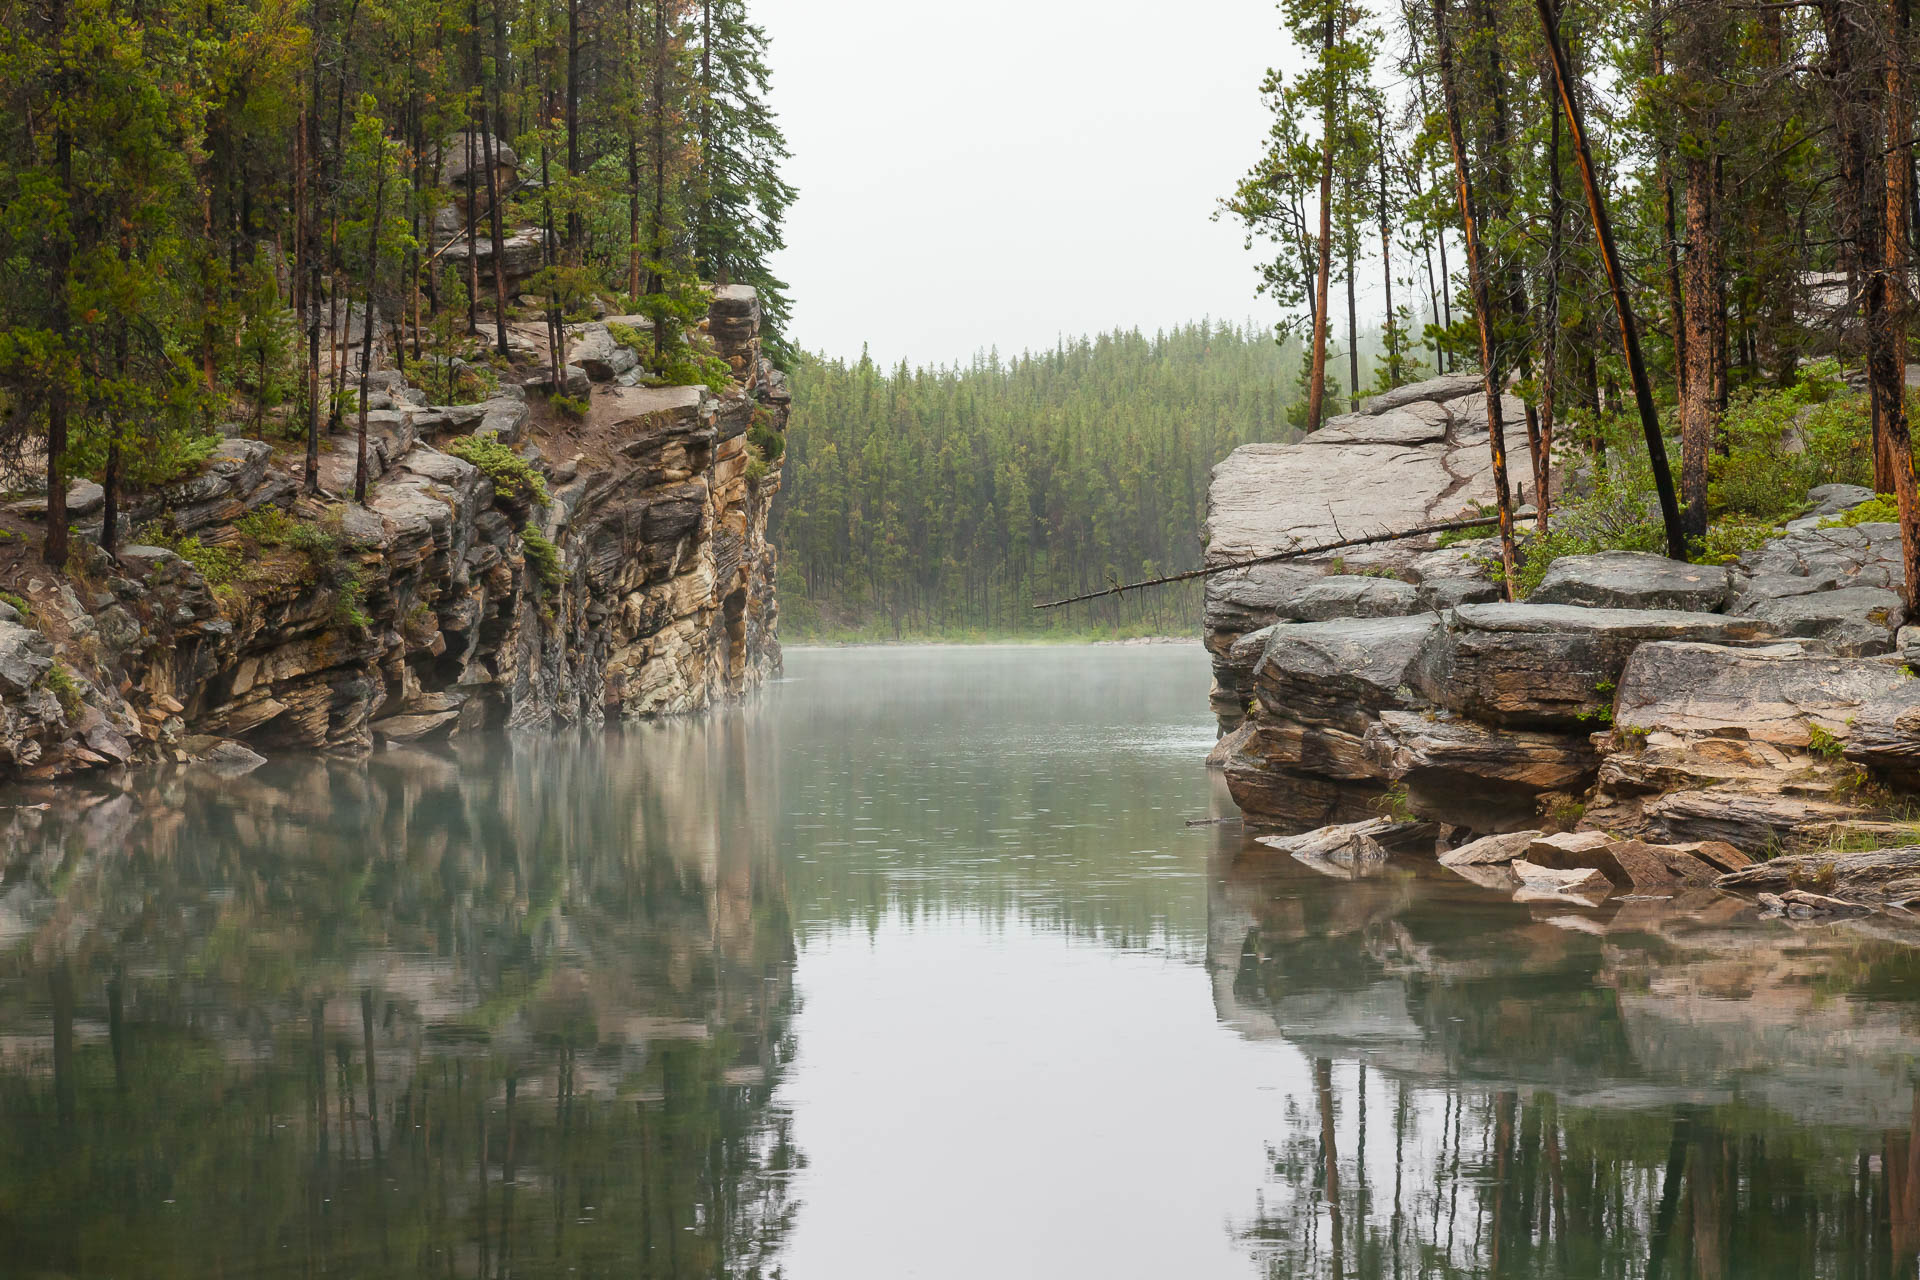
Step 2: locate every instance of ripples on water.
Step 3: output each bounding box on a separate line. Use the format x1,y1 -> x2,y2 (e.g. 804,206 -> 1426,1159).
0,644 -> 1916,1277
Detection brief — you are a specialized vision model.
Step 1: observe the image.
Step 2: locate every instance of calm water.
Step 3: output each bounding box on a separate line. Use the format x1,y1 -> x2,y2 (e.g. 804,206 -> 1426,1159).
2,645 -> 1919,1278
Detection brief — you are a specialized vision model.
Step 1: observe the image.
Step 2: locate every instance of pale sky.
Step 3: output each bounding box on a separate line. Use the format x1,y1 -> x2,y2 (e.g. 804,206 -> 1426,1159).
755,0 -> 1300,368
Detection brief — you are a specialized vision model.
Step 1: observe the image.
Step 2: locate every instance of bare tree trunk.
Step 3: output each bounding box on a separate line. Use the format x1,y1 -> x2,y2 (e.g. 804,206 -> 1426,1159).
1378,106 -> 1399,389
354,144 -> 387,506
1882,0 -> 1920,605
1652,6 -> 1688,405
1346,245 -> 1360,411
1534,0 -> 1689,559
1305,7 -> 1336,431
1432,0 -> 1519,594
1680,147 -> 1717,538
1537,47 -> 1563,531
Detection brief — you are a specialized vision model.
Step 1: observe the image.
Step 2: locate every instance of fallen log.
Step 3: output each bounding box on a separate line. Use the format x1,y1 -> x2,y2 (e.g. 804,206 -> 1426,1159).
1032,511 -> 1523,610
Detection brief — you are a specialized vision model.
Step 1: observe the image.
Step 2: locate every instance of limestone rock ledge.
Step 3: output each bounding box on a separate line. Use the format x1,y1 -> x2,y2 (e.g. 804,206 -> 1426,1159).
1204,371 -> 1920,855
0,288 -> 788,781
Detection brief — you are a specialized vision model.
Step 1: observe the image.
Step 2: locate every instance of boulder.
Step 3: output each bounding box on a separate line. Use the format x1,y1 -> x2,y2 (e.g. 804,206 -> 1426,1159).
1509,858 -> 1611,896
1359,373 -> 1482,415
1409,542 -> 1502,610
1310,402 -> 1450,447
1757,889 -> 1874,918
1525,832 -> 1721,889
571,324 -> 641,382
0,622 -> 53,695
1438,829 -> 1543,867
1254,615 -> 1438,731
1531,551 -> 1734,612
1736,585 -> 1904,656
1803,483 -> 1878,520
1257,817 -> 1426,864
1413,603 -> 1773,727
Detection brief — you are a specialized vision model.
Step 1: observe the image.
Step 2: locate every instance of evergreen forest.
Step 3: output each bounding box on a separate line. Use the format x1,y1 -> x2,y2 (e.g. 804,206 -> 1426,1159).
772,323 -> 1303,640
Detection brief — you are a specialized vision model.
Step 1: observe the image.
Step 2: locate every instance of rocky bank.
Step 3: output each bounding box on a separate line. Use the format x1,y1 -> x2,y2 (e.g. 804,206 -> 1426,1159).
1204,372 -> 1920,914
0,285 -> 787,781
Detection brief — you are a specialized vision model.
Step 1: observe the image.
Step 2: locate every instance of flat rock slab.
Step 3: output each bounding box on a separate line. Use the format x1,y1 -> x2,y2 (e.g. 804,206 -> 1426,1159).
1532,551 -> 1734,612
1736,585 -> 1904,656
1281,575 -> 1422,621
1414,603 -> 1774,727
1738,521 -> 1906,595
1719,846 -> 1920,901
1256,816 -> 1437,866
1438,830 -> 1543,867
1614,640 -> 1906,747
1510,858 -> 1610,893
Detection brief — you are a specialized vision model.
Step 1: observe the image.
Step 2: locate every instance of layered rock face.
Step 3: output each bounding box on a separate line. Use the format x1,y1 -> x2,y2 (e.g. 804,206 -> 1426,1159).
1207,372 -> 1920,857
0,287 -> 787,779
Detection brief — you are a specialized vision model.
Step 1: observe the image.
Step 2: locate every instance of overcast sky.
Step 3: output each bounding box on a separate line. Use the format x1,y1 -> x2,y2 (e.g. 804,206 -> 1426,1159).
754,0 -> 1300,368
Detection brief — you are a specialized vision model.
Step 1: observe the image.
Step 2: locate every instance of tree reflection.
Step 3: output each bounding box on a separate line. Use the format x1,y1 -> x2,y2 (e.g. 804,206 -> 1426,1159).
1216,847 -> 1920,1279
0,728 -> 798,1278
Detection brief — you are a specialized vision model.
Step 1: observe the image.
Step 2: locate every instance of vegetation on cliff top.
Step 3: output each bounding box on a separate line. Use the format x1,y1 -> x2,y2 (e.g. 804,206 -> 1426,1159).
0,0 -> 792,564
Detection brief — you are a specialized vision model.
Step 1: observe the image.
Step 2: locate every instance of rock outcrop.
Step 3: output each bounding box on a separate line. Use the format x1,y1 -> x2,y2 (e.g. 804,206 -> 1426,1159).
0,287 -> 787,781
1205,371 -> 1920,857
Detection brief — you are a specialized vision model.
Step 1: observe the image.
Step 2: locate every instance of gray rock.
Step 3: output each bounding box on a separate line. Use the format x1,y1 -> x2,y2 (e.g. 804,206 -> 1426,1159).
1282,575 -> 1422,621
1805,483 -> 1878,518
1414,603 -> 1775,727
1532,550 -> 1734,612
1438,829 -> 1544,868
571,324 -> 642,382
0,621 -> 53,695
1736,585 -> 1904,655
1310,402 -> 1450,447
1254,615 -> 1439,730
1737,521 -> 1905,594
1360,372 -> 1483,415
1718,846 -> 1920,903
1614,640 -> 1904,745
200,739 -> 268,777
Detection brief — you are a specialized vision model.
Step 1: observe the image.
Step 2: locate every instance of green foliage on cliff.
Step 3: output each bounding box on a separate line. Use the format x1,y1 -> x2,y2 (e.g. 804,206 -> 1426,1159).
446,436 -> 551,507
772,321 -> 1301,638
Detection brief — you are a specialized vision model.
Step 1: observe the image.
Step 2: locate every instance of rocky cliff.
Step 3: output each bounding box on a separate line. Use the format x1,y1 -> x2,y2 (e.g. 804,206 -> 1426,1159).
0,285 -> 787,780
1204,373 -> 1920,865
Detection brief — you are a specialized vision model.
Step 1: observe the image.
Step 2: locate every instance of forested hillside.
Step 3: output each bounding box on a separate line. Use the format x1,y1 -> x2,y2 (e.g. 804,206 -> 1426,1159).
0,0 -> 791,561
772,322 -> 1301,639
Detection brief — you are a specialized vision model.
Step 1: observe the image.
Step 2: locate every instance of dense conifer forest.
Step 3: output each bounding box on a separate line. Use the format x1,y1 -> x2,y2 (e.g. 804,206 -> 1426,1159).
772,323 -> 1303,639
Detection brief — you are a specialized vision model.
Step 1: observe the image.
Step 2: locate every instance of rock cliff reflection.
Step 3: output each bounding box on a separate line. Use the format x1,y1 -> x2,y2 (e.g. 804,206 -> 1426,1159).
0,728 -> 796,1278
1,646 -> 1918,1278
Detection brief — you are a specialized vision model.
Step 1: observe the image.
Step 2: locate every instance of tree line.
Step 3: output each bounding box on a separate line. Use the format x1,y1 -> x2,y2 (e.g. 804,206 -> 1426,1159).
1222,0 -> 1920,604
772,323 -> 1301,639
0,0 -> 793,560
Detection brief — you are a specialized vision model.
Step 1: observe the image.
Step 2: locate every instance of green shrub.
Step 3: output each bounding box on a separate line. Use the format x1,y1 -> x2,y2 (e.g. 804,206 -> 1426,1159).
446,435 -> 551,506
607,320 -> 650,353
520,525 -> 565,594
1807,723 -> 1847,759
140,526 -> 244,586
552,393 -> 590,421
1694,515 -> 1783,565
0,591 -> 31,620
1821,494 -> 1899,528
333,565 -> 371,629
42,662 -> 83,719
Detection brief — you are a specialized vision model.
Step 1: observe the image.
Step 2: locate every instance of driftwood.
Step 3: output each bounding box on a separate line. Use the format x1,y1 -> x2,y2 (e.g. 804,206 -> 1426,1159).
1031,511 -> 1516,610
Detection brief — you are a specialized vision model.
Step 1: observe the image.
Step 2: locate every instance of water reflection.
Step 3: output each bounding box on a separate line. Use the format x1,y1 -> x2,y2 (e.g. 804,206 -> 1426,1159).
1214,847 -> 1920,1278
0,730 -> 796,1278
0,646 -> 1917,1278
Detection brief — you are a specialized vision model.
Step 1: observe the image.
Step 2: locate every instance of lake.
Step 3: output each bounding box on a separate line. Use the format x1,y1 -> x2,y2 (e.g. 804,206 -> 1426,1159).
0,644 -> 1916,1278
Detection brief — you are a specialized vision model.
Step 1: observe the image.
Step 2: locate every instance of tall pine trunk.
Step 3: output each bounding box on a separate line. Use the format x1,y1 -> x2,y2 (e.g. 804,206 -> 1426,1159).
1534,0 -> 1688,559
1431,0 -> 1519,595
1305,8 -> 1336,431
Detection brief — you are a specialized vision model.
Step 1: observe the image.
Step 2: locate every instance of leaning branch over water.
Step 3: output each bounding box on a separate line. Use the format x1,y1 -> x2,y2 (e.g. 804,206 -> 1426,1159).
1031,512 -> 1513,610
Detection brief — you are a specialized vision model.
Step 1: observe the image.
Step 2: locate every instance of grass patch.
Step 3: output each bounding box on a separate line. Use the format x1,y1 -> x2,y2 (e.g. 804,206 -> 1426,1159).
42,662 -> 83,719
